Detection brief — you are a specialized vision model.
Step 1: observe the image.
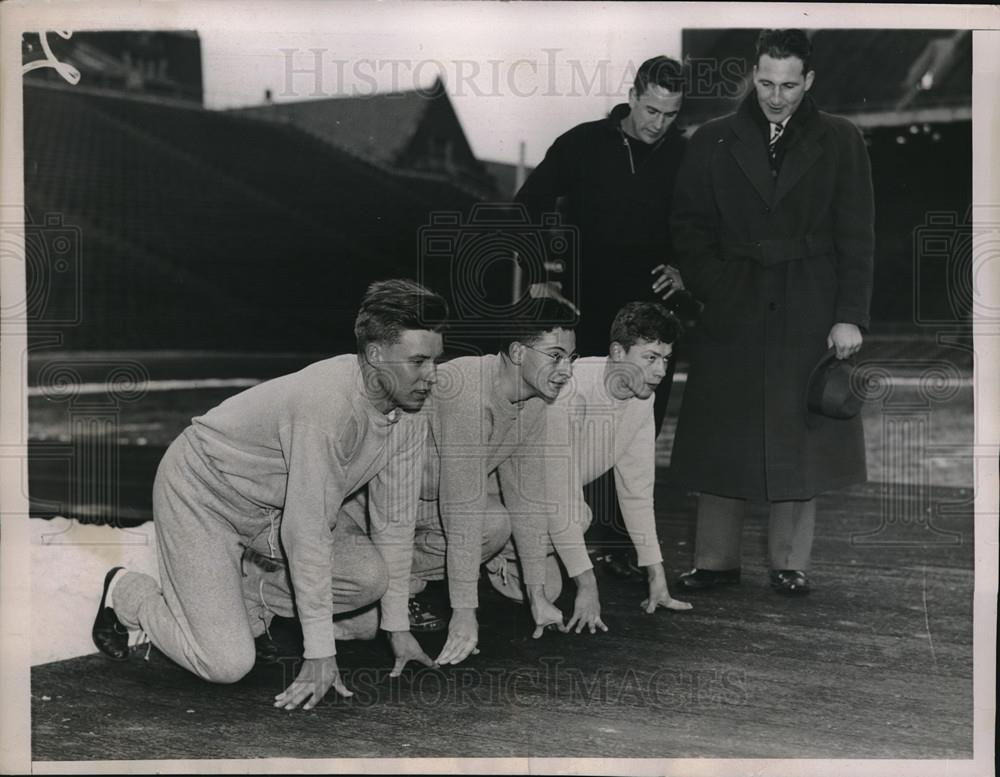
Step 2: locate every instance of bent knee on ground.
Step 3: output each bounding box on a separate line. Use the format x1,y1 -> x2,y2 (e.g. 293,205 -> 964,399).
483,509 -> 512,559
196,641 -> 256,685
352,549 -> 389,604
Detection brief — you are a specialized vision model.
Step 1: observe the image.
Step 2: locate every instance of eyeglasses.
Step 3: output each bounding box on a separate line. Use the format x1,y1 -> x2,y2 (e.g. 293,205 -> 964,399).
522,343 -> 579,367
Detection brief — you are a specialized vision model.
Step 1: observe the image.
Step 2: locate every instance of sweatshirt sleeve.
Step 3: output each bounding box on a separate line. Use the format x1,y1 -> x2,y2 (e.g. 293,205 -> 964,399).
500,404 -> 592,583
535,404 -> 593,578
278,421 -> 345,659
434,367 -> 490,609
367,415 -> 427,632
612,402 -> 662,567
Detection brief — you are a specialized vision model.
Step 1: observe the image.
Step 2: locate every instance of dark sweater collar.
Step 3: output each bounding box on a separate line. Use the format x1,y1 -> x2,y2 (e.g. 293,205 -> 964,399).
606,102 -> 683,148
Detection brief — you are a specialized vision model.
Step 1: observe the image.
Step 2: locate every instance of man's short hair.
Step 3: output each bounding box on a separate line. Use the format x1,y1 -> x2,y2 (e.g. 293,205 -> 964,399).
609,301 -> 679,350
354,278 -> 448,350
755,29 -> 812,74
499,297 -> 578,351
634,55 -> 686,97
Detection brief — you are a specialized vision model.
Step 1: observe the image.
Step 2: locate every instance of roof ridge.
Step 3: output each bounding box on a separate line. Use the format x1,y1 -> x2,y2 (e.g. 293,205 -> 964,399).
230,76 -> 445,109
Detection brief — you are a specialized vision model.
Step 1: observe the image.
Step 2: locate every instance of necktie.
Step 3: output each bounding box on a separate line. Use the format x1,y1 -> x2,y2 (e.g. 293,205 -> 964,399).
769,122 -> 784,161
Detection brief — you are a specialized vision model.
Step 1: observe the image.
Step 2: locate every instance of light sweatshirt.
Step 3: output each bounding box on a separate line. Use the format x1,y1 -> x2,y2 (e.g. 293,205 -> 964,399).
422,354 -> 580,608
191,354 -> 424,659
552,356 -> 663,572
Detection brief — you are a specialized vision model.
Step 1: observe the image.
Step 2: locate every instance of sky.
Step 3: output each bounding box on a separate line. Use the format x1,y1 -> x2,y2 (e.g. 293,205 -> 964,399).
192,0 -> 980,167
10,1 -> 966,168
199,3 -> 685,167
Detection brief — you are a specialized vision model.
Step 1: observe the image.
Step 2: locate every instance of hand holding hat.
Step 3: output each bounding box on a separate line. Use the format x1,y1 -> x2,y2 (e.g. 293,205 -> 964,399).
806,347 -> 863,421
827,322 -> 862,359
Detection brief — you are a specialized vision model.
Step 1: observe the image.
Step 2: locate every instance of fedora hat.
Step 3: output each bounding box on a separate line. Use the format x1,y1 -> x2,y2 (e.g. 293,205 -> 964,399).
806,348 -> 862,422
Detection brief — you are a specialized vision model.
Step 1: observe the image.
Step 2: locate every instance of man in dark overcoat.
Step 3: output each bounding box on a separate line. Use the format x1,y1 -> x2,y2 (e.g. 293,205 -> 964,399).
669,29 -> 874,595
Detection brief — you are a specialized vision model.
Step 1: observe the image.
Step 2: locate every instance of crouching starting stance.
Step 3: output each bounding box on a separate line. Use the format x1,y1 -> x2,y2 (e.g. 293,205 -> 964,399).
496,302 -> 692,632
407,300 -> 582,664
92,279 -> 447,710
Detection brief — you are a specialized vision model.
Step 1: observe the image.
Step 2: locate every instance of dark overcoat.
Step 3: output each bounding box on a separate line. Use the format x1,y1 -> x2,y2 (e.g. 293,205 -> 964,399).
669,94 -> 874,500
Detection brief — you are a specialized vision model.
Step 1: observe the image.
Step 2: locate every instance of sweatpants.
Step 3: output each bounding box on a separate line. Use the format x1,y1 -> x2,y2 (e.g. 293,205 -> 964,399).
409,493 -> 511,593
586,353 -> 677,557
114,428 -> 388,685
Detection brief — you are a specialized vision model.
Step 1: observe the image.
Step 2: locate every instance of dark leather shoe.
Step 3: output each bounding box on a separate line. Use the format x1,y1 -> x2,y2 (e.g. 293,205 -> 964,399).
92,567 -> 130,661
770,569 -> 810,595
254,633 -> 281,664
676,567 -> 741,591
593,552 -> 645,583
408,598 -> 447,633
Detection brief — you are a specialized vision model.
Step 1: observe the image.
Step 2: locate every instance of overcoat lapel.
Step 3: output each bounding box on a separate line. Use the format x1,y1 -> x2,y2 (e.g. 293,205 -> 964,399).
774,116 -> 826,206
728,111 -> 774,207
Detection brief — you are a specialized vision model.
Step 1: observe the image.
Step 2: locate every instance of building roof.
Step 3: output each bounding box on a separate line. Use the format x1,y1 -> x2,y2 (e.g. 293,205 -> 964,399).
680,29 -> 971,129
230,78 -> 498,198
482,159 -> 534,198
234,81 -> 438,168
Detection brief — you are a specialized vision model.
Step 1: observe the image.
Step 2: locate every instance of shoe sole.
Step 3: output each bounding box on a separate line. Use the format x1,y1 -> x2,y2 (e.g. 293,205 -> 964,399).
93,566 -> 130,662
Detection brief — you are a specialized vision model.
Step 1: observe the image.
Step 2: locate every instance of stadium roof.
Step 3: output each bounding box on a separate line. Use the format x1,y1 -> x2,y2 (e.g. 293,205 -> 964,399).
23,30 -> 204,104
22,82 -> 480,351
680,29 -> 971,129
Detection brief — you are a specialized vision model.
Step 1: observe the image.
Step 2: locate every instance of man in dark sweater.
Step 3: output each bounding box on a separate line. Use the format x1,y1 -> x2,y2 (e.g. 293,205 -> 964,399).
515,55 -> 690,578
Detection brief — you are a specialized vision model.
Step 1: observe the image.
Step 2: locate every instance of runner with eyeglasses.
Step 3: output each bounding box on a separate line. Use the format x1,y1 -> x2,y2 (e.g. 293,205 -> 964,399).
520,343 -> 580,367
405,298 -> 584,664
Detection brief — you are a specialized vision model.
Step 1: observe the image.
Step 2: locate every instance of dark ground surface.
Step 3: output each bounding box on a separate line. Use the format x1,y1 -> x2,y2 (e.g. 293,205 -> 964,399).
31,482 -> 974,762
27,341 -> 978,761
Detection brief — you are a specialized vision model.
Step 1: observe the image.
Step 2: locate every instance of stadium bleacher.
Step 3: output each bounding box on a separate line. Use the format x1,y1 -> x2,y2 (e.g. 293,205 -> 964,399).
23,83 -> 480,352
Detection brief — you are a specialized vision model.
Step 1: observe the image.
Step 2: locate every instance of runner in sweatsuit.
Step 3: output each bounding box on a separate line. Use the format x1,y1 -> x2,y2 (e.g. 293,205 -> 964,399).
487,302 -> 691,631
408,299 -> 579,665
92,280 -> 447,711
549,302 -> 692,626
